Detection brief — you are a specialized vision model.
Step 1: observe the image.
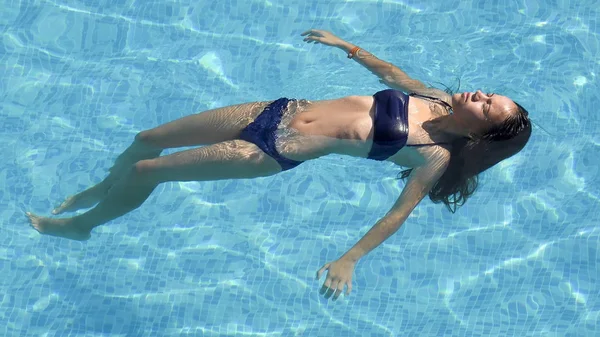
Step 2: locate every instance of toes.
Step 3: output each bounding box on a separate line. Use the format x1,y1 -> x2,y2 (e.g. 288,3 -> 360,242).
52,202 -> 67,215
52,205 -> 61,215
25,212 -> 43,232
52,188 -> 105,215
25,211 -> 38,222
52,198 -> 73,215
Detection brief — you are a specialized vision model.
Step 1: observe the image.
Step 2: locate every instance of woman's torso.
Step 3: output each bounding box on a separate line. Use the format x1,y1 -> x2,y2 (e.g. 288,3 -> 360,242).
275,92 -> 450,168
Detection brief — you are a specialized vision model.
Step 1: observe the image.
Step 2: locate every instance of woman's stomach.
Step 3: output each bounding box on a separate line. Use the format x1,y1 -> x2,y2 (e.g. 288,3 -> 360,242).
276,96 -> 376,161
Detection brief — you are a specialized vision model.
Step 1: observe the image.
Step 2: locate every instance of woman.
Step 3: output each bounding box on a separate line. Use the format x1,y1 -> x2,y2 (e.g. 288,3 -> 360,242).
26,29 -> 531,301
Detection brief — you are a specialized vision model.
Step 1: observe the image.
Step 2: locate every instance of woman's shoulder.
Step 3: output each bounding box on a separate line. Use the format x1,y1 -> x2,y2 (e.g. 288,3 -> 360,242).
389,142 -> 451,170
417,147 -> 452,176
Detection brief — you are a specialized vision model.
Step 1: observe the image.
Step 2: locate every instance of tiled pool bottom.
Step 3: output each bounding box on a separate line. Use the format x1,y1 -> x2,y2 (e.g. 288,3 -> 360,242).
2,0 -> 600,336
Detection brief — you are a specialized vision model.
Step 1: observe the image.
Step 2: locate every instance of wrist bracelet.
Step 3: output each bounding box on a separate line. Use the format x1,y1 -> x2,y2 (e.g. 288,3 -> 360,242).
347,46 -> 360,59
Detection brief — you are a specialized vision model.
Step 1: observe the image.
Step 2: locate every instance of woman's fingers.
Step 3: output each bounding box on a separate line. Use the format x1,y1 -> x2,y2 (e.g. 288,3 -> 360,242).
303,37 -> 320,44
319,276 -> 332,295
317,260 -> 353,300
302,34 -> 322,43
316,263 -> 330,280
320,275 -> 349,300
301,29 -> 327,43
320,279 -> 337,299
328,280 -> 340,299
301,29 -> 324,36
332,281 -> 346,300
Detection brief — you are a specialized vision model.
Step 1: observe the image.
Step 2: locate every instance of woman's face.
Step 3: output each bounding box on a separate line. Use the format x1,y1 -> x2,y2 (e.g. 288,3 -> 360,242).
451,90 -> 517,136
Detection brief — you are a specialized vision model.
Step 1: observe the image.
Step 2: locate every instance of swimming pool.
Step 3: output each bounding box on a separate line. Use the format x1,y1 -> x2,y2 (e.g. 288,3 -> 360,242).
2,0 -> 598,336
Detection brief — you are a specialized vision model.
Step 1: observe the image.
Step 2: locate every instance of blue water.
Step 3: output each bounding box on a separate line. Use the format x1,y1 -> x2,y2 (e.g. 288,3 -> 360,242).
1,0 -> 599,336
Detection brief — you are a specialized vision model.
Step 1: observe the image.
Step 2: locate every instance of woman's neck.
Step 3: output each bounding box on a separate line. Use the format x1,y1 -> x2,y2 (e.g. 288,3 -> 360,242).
423,114 -> 472,141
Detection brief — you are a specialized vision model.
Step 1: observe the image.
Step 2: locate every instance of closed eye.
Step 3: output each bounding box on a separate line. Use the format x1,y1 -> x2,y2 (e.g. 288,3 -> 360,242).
484,93 -> 495,115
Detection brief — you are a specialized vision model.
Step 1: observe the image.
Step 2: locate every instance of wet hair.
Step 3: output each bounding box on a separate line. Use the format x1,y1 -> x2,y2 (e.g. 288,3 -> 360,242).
399,101 -> 532,213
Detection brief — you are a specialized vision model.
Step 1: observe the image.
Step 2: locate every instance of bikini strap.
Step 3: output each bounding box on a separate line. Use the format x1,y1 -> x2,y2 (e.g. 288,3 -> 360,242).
406,92 -> 452,147
405,142 -> 448,147
409,92 -> 453,110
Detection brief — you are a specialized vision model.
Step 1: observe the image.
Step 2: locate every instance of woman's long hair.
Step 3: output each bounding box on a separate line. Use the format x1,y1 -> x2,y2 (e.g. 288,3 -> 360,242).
400,102 -> 532,213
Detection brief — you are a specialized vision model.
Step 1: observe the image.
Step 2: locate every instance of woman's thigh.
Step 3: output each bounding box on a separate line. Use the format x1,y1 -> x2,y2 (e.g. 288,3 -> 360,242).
137,101 -> 270,149
137,140 -> 283,183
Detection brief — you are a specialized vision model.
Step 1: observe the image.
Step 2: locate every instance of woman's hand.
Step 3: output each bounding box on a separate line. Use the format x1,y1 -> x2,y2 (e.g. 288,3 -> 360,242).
316,257 -> 356,300
301,29 -> 348,48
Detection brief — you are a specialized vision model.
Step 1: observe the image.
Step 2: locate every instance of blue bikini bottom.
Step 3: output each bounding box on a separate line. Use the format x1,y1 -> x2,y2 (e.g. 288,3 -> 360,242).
239,98 -> 304,171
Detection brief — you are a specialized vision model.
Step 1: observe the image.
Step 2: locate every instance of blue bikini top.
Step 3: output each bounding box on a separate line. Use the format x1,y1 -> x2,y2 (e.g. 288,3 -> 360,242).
367,89 -> 450,161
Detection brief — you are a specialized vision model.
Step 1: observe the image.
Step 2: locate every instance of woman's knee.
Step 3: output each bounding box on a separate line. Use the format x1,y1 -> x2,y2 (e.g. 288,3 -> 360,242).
131,159 -> 162,183
135,129 -> 165,149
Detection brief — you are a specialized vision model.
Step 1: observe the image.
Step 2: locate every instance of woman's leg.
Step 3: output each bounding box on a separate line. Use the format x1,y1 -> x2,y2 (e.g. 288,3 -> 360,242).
133,101 -> 270,148
52,101 -> 270,214
28,140 -> 282,241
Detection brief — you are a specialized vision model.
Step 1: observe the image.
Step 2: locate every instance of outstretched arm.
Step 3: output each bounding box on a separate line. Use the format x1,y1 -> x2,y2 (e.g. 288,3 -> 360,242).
342,157 -> 448,262
316,154 -> 449,300
302,29 -> 451,102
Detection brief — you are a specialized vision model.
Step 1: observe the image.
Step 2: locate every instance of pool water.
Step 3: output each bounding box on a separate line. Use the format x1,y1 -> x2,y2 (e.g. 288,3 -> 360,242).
1,0 -> 598,336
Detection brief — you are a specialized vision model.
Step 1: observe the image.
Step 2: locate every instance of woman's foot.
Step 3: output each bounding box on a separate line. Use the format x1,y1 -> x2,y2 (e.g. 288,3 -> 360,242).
26,212 -> 91,241
52,185 -> 107,215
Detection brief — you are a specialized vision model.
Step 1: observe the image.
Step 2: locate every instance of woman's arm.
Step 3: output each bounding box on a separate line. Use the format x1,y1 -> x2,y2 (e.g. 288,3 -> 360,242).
302,29 -> 451,102
316,153 -> 449,300
341,157 -> 449,262
342,42 -> 429,94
